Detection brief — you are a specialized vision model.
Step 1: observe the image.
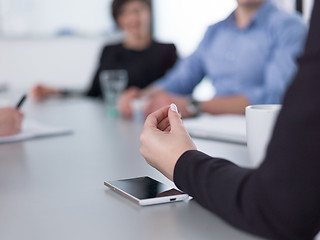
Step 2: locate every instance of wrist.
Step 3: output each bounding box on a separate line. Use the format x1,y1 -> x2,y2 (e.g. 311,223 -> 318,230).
186,97 -> 202,117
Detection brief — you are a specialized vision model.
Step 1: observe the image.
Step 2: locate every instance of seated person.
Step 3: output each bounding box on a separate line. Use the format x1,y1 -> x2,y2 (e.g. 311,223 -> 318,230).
119,0 -> 307,118
139,2 -> 320,238
0,107 -> 24,136
31,0 -> 177,101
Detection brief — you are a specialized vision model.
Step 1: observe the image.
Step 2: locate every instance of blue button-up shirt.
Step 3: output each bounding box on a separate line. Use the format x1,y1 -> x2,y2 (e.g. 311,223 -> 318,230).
155,1 -> 307,104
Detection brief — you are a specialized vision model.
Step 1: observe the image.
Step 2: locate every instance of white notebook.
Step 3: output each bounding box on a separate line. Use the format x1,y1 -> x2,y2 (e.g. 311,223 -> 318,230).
0,119 -> 73,144
183,114 -> 247,144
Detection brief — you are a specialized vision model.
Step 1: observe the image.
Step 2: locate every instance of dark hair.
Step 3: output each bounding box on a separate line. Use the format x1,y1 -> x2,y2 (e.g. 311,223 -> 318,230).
112,0 -> 152,23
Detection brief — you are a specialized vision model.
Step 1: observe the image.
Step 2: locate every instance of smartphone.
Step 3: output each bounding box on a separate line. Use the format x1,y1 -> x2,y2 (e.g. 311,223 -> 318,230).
104,176 -> 189,206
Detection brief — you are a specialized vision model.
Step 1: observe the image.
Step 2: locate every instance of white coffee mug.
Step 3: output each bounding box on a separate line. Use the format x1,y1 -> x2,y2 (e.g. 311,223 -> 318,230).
246,104 -> 282,167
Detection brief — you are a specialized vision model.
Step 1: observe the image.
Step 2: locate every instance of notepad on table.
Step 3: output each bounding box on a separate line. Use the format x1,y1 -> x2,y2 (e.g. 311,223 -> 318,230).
0,119 -> 73,144
183,114 -> 247,144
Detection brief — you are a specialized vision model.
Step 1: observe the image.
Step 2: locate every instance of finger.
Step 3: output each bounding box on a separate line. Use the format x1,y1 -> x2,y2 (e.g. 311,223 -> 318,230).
34,87 -> 44,98
158,117 -> 170,131
33,85 -> 41,91
35,85 -> 44,94
144,105 -> 170,129
168,104 -> 183,131
164,125 -> 171,132
31,88 -> 39,97
17,111 -> 24,120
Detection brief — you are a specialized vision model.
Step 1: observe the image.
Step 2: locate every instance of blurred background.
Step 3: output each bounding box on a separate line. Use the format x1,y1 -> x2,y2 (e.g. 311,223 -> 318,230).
0,0 -> 314,96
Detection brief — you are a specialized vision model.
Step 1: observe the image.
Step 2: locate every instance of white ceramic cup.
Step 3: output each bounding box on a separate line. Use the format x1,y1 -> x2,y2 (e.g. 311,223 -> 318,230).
246,104 -> 282,167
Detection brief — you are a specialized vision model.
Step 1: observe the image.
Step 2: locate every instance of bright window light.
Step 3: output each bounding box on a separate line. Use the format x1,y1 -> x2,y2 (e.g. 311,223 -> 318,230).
153,0 -> 237,56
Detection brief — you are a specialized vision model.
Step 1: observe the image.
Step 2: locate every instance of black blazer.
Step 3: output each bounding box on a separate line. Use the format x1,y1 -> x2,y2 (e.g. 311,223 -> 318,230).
87,41 -> 177,97
174,2 -> 320,239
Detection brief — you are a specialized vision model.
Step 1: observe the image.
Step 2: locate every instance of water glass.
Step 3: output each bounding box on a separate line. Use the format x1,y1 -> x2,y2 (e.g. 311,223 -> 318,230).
100,70 -> 128,116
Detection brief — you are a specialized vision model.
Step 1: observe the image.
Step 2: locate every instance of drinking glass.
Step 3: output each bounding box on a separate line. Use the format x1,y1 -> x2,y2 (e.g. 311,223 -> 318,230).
100,70 -> 128,117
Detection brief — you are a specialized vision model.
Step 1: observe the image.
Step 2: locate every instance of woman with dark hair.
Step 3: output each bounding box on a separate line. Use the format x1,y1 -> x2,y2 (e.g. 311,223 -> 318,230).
31,0 -> 177,105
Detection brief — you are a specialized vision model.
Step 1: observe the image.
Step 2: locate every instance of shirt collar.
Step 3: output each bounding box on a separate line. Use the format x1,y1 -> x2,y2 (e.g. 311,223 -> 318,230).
225,0 -> 273,29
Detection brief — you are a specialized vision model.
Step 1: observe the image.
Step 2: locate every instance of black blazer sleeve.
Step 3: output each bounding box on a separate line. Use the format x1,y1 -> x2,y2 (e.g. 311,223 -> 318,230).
174,2 -> 320,239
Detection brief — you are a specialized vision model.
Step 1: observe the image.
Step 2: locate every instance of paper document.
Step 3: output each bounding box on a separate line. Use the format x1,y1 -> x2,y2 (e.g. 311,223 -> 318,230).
183,114 -> 247,144
0,119 -> 73,144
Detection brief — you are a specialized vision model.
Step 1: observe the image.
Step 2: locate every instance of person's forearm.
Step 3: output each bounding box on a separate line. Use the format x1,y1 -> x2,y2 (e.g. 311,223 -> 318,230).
174,150 -> 320,240
173,151 -> 265,237
201,95 -> 250,115
141,85 -> 164,98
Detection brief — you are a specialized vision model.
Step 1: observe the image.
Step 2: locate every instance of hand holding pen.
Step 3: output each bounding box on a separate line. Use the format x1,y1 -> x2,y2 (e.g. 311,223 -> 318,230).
0,94 -> 26,137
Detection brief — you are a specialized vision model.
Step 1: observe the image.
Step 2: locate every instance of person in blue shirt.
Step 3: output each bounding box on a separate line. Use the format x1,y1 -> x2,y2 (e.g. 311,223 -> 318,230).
118,0 -> 307,118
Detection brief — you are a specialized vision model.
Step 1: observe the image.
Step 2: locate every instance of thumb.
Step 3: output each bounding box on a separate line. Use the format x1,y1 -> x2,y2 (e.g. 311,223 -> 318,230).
168,104 -> 183,131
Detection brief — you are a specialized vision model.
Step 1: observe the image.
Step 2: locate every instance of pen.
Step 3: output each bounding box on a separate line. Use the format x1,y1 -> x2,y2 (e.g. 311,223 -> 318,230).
16,94 -> 27,109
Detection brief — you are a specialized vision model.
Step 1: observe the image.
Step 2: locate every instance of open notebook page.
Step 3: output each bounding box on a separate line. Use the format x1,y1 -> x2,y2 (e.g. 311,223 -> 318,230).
183,114 -> 247,144
0,119 -> 72,144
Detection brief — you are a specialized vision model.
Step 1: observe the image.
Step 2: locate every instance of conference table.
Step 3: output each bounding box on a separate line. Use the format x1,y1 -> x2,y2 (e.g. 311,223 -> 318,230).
0,97 -> 263,240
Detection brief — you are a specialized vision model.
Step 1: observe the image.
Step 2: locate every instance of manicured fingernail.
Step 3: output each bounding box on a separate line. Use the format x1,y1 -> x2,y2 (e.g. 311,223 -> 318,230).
170,104 -> 178,113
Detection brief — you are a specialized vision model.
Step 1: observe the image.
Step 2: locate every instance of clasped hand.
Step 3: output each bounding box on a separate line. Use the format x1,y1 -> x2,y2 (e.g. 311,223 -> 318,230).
140,104 -> 197,181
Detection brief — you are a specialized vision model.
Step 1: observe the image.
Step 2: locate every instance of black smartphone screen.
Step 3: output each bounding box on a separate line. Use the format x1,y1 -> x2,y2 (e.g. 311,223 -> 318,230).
107,176 -> 184,200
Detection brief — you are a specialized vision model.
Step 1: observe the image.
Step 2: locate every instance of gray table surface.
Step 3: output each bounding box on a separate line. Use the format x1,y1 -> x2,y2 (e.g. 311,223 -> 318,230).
0,97 -> 263,240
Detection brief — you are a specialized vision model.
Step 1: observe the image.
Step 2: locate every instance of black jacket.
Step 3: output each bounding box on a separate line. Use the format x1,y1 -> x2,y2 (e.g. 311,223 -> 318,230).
87,41 -> 177,97
174,2 -> 320,239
